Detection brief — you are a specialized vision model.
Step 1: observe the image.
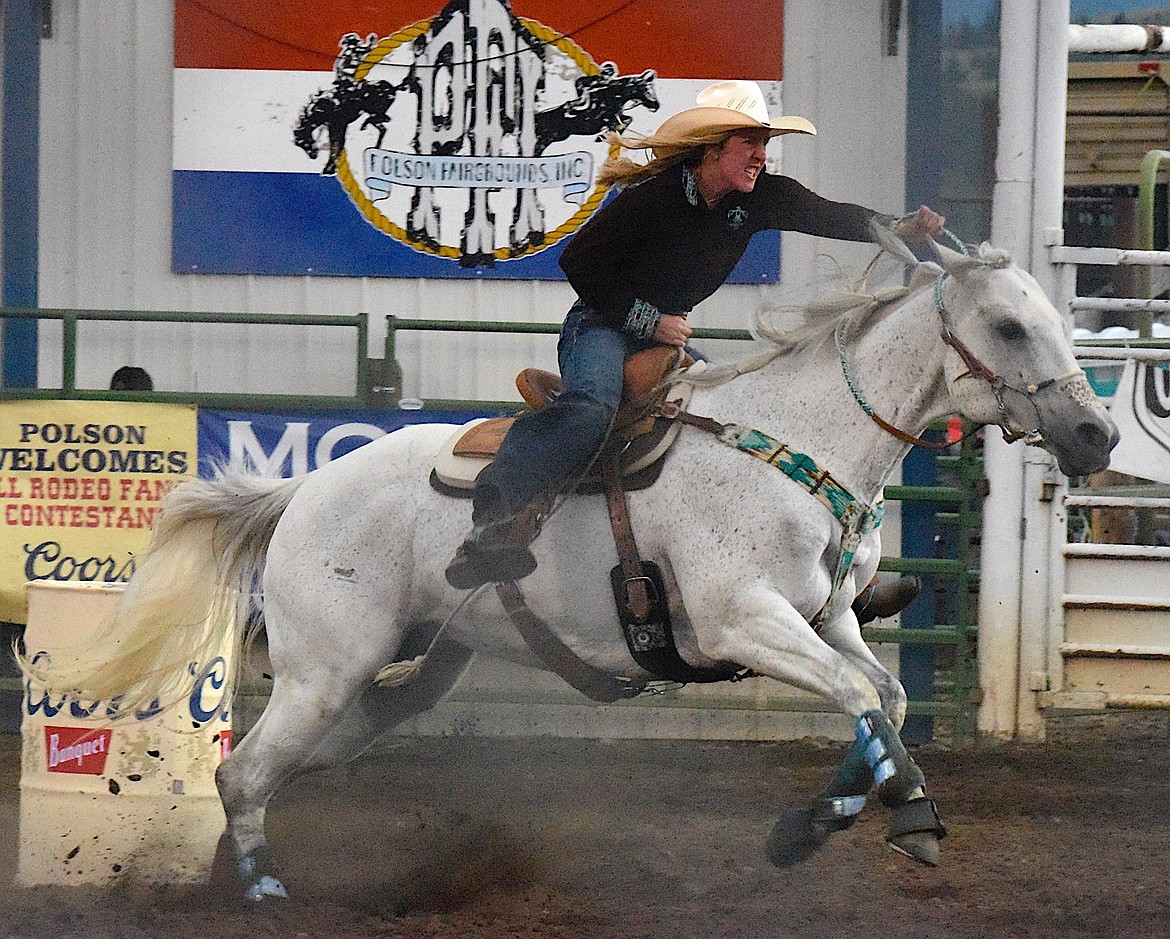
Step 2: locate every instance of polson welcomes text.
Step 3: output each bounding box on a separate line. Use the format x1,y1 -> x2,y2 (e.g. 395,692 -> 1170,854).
0,448 -> 189,474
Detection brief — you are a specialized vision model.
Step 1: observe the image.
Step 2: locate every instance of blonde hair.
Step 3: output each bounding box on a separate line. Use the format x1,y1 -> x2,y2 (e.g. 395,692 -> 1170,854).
596,128 -> 736,189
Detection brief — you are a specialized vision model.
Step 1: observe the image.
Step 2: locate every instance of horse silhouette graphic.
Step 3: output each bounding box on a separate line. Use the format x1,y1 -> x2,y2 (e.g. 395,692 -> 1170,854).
294,74 -> 402,177
534,63 -> 659,154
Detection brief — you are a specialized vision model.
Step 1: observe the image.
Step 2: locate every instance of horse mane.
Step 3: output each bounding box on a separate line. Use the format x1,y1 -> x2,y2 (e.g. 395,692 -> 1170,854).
679,238 -> 1013,389
681,261 -> 918,388
677,284 -> 915,388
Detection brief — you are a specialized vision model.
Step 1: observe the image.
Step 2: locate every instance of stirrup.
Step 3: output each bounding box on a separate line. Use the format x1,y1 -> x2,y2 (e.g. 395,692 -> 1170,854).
445,540 -> 536,590
445,503 -> 542,590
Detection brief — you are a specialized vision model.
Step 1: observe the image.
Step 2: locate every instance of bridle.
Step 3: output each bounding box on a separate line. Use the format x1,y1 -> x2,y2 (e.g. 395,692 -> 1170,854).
836,266 -> 1086,451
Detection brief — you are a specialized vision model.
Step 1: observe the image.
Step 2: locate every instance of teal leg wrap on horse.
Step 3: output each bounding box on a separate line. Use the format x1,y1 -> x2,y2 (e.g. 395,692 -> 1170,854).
765,709 -> 926,868
857,709 -> 925,807
813,730 -> 874,831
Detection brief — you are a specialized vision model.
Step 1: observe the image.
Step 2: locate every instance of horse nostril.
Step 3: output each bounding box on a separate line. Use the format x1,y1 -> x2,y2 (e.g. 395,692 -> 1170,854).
1079,420 -> 1119,453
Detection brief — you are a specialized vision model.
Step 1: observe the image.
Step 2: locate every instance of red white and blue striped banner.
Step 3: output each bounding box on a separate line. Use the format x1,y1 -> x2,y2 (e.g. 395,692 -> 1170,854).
173,0 -> 785,280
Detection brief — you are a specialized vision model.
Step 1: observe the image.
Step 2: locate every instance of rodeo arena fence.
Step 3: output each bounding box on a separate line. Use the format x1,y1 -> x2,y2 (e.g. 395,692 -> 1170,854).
6,6 -> 1170,755
0,306 -> 985,746
965,7 -> 1170,742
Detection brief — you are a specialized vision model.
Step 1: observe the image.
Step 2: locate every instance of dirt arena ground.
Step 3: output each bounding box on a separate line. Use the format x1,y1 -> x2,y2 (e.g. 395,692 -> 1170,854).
3,725 -> 1170,939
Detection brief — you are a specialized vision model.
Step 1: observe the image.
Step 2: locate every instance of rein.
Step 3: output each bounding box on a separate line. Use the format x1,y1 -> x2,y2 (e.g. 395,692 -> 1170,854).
835,310 -> 951,451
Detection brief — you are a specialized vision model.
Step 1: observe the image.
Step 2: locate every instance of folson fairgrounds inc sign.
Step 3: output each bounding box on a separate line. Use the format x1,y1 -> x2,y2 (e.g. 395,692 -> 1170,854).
172,0 -> 785,281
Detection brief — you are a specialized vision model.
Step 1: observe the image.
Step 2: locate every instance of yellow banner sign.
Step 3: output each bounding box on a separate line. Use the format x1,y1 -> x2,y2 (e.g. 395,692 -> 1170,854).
0,401 -> 197,623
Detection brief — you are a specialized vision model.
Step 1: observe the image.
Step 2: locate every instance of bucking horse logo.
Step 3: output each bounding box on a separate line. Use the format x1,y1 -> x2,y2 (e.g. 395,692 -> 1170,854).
289,0 -> 660,267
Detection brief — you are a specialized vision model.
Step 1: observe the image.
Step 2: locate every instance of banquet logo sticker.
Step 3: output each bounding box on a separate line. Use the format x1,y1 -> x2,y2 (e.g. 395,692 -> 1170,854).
292,0 -> 658,267
45,726 -> 113,775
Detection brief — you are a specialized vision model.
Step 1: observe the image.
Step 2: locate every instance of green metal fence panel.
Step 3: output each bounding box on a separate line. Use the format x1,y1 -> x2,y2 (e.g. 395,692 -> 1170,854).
0,307 -> 370,407
0,310 -> 986,739
1138,148 -> 1170,313
867,425 -> 983,741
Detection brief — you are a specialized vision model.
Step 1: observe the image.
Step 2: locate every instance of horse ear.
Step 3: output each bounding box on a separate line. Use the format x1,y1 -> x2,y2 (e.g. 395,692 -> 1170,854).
868,220 -> 918,267
975,241 -> 1013,268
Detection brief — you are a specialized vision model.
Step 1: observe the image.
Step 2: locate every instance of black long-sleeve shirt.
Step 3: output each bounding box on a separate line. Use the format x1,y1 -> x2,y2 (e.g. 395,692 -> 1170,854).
559,167 -> 879,331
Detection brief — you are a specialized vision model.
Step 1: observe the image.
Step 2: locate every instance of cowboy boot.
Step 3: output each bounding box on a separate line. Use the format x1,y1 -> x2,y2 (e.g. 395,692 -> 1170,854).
852,575 -> 921,625
444,487 -> 540,590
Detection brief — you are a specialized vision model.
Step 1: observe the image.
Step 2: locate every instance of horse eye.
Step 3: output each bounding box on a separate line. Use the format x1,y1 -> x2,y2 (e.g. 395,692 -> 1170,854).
995,319 -> 1026,343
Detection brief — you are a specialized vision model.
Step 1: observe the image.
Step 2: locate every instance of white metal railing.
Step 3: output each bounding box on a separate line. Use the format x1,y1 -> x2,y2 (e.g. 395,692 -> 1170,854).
1065,496 -> 1170,510
1045,231 -> 1170,710
1072,298 -> 1170,315
981,10 -> 1170,737
1061,643 -> 1170,658
1075,347 -> 1170,362
1068,23 -> 1170,54
1050,246 -> 1170,266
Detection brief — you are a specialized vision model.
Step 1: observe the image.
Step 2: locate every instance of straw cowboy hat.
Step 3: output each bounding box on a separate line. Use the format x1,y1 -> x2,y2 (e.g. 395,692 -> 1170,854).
649,80 -> 816,158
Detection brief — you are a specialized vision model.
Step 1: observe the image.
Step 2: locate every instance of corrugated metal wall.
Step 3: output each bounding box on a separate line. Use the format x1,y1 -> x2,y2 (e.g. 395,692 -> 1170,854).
36,1 -> 907,404
0,13 -> 4,232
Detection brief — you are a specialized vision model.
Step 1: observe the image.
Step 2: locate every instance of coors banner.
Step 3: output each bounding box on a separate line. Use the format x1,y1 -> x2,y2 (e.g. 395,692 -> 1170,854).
1108,357 -> 1170,484
0,401 -> 197,623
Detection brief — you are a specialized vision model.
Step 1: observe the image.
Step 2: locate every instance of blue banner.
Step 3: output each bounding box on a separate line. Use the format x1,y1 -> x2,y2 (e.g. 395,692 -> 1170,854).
197,407 -> 495,478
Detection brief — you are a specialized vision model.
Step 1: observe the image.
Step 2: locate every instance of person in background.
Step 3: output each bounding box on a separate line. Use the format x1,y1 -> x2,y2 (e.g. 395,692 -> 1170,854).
109,366 -> 153,391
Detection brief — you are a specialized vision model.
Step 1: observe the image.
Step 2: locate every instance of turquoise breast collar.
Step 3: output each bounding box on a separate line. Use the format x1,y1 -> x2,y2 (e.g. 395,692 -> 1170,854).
717,425 -> 883,629
662,400 -> 883,631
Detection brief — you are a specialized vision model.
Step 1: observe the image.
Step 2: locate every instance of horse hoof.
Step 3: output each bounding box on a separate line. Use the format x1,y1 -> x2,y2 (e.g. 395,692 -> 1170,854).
244,874 -> 289,901
765,808 -> 829,867
887,830 -> 941,866
886,796 -> 946,866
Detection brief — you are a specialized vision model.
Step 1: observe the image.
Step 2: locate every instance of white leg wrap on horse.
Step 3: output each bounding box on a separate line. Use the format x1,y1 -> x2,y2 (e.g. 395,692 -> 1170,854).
245,875 -> 289,902
238,849 -> 288,901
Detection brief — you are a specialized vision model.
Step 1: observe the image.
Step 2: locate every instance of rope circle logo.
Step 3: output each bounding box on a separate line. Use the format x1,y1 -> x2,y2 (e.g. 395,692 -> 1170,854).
293,0 -> 660,269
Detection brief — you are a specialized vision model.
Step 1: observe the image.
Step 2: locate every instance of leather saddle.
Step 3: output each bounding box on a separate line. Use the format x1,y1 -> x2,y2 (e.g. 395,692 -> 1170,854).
431,345 -> 700,495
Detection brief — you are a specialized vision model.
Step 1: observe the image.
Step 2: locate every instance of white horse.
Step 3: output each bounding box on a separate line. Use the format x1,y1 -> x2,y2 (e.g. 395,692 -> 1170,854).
20,241 -> 1118,899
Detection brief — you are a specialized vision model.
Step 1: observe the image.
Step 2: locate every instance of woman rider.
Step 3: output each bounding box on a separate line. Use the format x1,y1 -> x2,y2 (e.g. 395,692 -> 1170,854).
446,80 -> 943,624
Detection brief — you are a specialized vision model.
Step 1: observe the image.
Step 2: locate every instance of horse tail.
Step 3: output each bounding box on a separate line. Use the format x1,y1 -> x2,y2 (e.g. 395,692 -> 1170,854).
16,469 -> 306,717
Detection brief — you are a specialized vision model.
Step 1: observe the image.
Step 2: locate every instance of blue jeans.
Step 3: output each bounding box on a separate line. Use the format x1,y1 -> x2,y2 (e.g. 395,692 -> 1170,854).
474,300 -> 656,517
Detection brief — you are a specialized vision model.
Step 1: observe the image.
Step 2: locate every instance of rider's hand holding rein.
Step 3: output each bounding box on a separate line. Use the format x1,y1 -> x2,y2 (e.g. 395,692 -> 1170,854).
654,313 -> 692,348
896,205 -> 946,243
